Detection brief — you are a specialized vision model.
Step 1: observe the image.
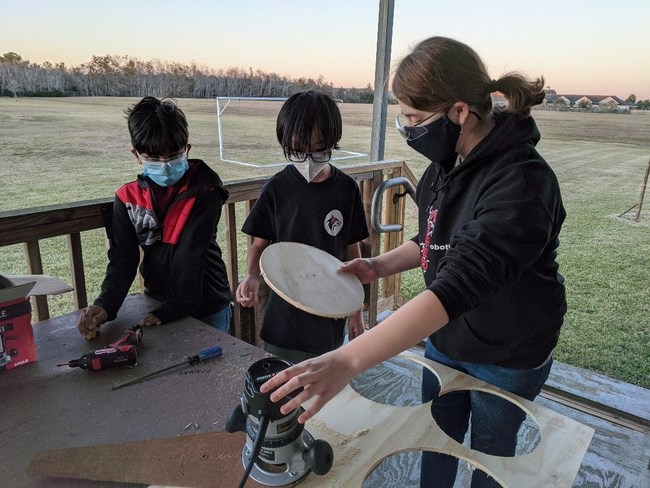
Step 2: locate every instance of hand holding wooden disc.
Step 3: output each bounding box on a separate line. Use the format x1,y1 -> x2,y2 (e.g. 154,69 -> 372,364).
259,242 -> 364,318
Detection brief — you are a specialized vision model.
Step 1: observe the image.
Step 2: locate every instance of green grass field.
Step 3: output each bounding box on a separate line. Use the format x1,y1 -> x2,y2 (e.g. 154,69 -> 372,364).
1,97 -> 648,388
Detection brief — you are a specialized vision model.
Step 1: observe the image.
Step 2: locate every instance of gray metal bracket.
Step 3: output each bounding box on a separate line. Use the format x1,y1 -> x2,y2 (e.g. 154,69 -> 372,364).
371,177 -> 416,233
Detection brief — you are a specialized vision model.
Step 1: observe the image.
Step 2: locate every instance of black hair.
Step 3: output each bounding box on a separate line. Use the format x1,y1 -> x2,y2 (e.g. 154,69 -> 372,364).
125,97 -> 189,156
276,90 -> 342,159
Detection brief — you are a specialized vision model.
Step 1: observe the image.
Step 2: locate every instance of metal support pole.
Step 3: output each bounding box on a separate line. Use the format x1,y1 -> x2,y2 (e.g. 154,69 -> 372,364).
370,0 -> 395,163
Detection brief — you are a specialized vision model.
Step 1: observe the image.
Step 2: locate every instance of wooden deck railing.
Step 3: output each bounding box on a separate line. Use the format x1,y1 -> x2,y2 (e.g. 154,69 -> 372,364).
0,160 -> 417,344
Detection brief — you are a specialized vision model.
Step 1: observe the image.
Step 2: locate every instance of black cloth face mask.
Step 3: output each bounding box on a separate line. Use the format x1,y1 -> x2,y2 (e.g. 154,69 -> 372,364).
406,114 -> 461,163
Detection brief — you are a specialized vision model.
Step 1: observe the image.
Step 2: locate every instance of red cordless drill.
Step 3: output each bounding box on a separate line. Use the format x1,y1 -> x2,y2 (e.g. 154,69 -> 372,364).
57,345 -> 137,371
58,325 -> 143,371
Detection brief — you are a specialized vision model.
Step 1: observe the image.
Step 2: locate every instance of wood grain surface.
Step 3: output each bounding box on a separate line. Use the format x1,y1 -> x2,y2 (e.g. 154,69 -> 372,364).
260,242 -> 364,318
297,351 -> 594,488
3,294 -> 269,488
25,350 -> 595,488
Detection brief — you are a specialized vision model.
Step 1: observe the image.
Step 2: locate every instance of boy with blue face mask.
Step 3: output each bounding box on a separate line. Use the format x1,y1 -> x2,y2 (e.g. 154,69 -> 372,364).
78,97 -> 233,337
236,91 -> 369,364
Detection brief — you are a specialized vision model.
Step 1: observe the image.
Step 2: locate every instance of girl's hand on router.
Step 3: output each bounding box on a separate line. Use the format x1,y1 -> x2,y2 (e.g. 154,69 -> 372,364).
260,348 -> 358,424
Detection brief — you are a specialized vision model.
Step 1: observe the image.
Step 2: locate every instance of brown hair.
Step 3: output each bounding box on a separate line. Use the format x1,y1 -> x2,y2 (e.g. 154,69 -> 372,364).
392,37 -> 545,117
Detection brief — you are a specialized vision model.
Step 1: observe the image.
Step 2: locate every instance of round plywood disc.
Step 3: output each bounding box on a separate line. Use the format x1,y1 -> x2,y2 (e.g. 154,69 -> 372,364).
259,242 -> 364,318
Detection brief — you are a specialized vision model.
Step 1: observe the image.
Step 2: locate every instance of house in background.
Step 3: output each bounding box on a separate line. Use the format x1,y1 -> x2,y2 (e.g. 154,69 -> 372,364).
543,93 -> 636,111
488,92 -> 635,112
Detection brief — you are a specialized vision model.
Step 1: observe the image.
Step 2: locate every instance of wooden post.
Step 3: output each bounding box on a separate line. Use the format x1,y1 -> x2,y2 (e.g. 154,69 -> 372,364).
244,198 -> 265,347
67,232 -> 88,309
224,202 -> 241,340
362,170 -> 383,327
381,167 -> 406,310
253,276 -> 267,348
23,240 -> 49,321
244,199 -> 256,248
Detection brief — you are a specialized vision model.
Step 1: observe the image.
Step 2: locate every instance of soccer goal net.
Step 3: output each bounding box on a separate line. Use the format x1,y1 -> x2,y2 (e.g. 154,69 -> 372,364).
216,96 -> 366,168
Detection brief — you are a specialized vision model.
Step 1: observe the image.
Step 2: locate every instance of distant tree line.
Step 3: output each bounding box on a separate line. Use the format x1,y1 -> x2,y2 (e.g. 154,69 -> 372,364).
0,52 -> 375,103
624,94 -> 650,109
634,99 -> 650,110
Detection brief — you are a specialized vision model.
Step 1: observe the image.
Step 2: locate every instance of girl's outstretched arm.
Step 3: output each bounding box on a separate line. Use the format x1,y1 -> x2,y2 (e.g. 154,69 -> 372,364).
340,240 -> 421,284
260,289 -> 449,423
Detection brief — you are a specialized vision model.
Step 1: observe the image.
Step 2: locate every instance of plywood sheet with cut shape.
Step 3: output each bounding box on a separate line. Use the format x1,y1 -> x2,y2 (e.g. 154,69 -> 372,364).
302,351 -> 595,488
27,352 -> 594,488
259,242 -> 364,318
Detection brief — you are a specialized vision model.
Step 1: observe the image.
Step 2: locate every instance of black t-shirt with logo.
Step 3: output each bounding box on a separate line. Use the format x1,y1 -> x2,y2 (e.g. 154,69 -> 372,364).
242,164 -> 369,355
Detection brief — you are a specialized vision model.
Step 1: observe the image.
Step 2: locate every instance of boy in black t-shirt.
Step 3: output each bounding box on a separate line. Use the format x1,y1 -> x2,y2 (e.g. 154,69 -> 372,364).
236,91 -> 369,363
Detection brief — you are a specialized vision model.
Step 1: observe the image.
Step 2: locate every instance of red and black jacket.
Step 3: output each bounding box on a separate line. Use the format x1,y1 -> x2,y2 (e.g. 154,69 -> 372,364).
94,159 -> 232,324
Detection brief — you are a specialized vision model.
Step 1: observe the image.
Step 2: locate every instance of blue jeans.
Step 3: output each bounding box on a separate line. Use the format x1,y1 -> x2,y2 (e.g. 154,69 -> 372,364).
197,303 -> 233,333
420,339 -> 553,488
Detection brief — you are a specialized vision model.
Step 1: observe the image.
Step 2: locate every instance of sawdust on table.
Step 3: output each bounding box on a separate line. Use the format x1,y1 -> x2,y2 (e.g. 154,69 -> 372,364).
302,419 -> 374,487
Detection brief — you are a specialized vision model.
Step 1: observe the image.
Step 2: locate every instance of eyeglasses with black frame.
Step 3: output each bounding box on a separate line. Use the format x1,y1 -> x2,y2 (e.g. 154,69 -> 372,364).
285,147 -> 334,164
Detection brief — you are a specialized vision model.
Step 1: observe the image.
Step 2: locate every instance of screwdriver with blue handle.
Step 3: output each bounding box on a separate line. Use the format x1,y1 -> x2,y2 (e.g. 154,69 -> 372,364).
111,345 -> 222,390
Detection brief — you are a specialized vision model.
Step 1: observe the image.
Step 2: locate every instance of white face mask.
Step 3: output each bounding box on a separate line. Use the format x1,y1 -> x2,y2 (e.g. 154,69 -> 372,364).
293,160 -> 328,182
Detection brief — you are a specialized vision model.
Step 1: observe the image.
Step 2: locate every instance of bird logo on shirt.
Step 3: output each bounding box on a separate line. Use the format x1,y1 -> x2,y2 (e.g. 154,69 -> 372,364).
324,210 -> 344,236
327,215 -> 341,231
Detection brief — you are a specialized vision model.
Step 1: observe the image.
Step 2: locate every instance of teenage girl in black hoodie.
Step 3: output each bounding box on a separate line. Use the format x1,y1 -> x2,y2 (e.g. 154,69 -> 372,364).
261,36 -> 566,488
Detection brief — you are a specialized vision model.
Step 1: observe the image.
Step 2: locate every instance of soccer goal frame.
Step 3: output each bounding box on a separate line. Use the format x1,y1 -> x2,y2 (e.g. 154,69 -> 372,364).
215,96 -> 366,168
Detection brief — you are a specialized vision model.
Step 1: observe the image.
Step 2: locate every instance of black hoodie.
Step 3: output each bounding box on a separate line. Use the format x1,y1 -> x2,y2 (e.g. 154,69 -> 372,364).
95,159 -> 232,324
414,111 -> 566,368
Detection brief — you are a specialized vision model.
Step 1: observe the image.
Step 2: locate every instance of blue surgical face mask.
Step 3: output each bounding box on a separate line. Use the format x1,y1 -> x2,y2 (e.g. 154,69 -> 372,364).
140,153 -> 189,187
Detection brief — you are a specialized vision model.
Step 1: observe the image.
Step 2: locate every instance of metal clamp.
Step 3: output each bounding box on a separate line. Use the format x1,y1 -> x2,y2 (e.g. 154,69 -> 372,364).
371,177 -> 417,233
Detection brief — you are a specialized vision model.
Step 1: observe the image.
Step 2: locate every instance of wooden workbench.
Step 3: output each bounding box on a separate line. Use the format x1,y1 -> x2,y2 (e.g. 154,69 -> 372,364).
1,294 -> 267,488
3,294 -> 647,488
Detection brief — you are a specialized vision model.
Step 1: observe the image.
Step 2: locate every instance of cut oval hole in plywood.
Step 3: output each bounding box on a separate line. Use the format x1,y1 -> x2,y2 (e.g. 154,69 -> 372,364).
259,242 -> 364,318
350,355 -> 424,406
351,354 -> 541,458
429,388 -> 542,458
362,449 -> 505,488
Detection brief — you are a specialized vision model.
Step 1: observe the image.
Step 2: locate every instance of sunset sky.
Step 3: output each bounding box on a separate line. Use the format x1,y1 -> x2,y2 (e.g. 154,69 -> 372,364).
2,0 -> 649,99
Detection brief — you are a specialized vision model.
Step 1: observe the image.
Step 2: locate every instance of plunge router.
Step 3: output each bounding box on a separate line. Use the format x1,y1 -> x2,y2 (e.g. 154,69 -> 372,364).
226,357 -> 333,487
